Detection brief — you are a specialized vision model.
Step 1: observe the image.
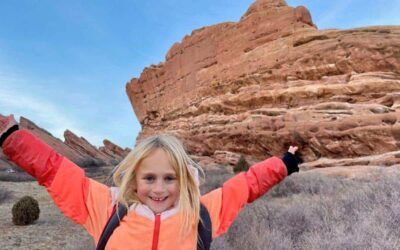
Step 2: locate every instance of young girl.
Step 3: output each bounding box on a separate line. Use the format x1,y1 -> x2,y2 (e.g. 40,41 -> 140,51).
0,114 -> 299,249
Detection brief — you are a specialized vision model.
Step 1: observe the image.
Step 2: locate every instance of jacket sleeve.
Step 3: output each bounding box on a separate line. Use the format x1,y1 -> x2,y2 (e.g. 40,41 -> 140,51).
3,129 -> 64,187
201,156 -> 287,238
2,130 -> 113,240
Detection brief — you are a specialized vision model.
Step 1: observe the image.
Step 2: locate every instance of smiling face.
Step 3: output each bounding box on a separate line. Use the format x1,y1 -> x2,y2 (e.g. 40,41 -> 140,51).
135,148 -> 179,214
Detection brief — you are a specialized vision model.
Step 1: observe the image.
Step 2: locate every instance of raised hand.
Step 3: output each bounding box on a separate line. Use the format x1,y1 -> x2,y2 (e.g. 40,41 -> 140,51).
288,146 -> 298,155
282,145 -> 302,175
0,114 -> 17,136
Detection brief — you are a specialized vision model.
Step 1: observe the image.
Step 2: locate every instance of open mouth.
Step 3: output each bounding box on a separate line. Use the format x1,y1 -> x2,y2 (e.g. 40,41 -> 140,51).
150,196 -> 167,202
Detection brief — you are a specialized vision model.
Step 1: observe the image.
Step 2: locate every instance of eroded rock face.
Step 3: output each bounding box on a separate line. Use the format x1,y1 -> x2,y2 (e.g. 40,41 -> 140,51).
126,0 -> 400,168
1,117 -> 125,170
64,130 -> 120,166
99,139 -> 130,161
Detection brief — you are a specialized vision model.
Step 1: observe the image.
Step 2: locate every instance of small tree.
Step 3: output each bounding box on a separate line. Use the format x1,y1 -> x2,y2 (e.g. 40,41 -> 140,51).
234,155 -> 250,173
12,196 -> 40,225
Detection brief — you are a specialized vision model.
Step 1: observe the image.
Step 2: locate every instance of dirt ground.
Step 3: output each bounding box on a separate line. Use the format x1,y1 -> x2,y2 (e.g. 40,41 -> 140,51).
0,181 -> 94,250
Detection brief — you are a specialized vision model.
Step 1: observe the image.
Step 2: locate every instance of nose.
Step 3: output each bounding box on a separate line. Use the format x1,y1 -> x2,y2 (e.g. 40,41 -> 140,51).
153,179 -> 165,194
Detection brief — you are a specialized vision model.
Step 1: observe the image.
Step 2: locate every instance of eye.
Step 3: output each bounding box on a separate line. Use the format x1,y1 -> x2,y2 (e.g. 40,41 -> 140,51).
164,175 -> 176,183
143,175 -> 155,183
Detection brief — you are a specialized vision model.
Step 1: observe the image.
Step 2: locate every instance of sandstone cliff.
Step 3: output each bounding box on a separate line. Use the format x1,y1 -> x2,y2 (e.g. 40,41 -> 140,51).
126,0 -> 400,170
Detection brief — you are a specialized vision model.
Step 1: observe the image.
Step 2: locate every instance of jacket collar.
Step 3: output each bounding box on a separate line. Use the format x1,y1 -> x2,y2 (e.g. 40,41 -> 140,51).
110,186 -> 180,221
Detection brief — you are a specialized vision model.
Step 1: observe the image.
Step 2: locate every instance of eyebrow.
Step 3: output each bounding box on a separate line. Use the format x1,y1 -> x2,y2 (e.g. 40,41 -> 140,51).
140,171 -> 176,176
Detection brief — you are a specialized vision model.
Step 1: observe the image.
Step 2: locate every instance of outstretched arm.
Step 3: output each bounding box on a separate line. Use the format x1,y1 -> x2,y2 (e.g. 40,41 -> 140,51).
1,114 -> 91,221
201,147 -> 301,238
1,114 -> 72,187
0,114 -> 113,241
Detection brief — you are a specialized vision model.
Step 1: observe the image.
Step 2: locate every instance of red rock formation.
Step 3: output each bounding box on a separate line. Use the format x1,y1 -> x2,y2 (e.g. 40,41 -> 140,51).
1,117 -> 125,170
64,130 -> 118,165
99,139 -> 130,160
126,0 -> 400,169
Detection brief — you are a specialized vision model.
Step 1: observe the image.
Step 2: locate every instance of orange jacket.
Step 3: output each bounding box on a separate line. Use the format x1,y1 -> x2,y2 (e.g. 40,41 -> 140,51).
3,130 -> 288,250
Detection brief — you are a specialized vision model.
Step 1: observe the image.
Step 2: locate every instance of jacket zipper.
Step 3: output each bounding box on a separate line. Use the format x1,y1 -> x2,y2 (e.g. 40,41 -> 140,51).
151,214 -> 161,250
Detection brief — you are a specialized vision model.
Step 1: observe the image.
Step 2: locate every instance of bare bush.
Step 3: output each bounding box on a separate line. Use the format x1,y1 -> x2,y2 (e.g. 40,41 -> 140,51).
211,169 -> 400,249
84,166 -> 114,184
74,157 -> 106,168
268,172 -> 347,197
233,155 -> 250,173
200,165 -> 234,194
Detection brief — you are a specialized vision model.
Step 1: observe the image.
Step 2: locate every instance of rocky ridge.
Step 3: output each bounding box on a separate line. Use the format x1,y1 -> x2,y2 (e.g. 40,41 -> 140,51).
126,0 -> 400,170
0,117 -> 130,170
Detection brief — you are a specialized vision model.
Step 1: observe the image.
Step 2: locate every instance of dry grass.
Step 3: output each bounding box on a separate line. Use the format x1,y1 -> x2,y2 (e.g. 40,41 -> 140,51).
0,181 -> 94,250
211,168 -> 400,250
200,165 -> 234,194
3,165 -> 400,249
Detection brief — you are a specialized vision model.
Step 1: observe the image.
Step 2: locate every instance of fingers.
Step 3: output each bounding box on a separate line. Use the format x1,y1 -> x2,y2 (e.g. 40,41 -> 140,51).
0,114 -> 17,135
288,145 -> 298,155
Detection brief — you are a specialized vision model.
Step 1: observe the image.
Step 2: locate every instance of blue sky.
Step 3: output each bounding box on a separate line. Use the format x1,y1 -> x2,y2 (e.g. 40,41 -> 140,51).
0,0 -> 399,149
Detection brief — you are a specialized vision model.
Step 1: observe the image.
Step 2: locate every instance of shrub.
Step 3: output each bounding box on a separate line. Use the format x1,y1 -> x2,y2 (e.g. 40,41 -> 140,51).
74,156 -> 107,168
233,155 -> 249,173
268,172 -> 346,197
12,196 -> 40,225
201,165 -> 234,194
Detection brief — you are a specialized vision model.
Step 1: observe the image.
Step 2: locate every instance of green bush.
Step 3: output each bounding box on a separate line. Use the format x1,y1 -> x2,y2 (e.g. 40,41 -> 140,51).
12,196 -> 40,225
233,155 -> 250,173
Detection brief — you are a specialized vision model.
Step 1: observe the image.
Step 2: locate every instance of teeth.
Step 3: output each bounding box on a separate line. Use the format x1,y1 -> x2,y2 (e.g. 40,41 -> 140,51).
152,197 -> 165,201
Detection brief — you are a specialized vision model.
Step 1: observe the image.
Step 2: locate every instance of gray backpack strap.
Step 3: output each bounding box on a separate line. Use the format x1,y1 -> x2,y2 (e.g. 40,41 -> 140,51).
96,203 -> 128,250
197,203 -> 212,250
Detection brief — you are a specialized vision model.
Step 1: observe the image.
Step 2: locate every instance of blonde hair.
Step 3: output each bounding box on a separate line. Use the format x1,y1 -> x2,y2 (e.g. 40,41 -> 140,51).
112,134 -> 203,235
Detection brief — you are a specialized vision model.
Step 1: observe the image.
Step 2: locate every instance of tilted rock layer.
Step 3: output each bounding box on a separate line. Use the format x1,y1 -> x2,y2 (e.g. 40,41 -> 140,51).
0,117 -> 129,170
126,0 -> 400,168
